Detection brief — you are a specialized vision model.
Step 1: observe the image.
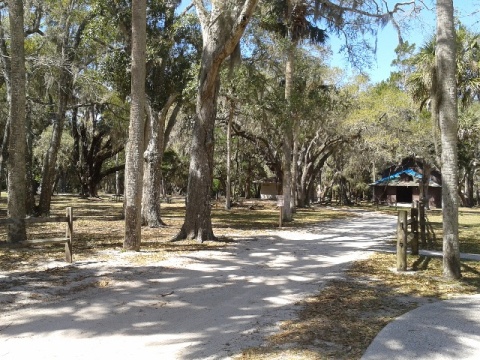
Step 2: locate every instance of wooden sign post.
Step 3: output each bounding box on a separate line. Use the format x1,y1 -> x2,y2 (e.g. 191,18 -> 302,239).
277,195 -> 284,228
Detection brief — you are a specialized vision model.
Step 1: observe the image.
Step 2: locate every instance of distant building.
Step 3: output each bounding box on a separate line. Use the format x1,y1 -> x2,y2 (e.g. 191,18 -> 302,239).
254,178 -> 280,199
371,157 -> 442,208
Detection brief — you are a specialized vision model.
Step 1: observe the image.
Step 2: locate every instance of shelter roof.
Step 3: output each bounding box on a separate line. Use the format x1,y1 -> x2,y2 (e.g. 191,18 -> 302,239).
371,169 -> 441,187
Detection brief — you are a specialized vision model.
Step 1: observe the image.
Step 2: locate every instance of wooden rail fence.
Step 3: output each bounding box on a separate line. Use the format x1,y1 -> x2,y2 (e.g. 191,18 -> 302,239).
397,201 -> 426,271
0,207 -> 73,263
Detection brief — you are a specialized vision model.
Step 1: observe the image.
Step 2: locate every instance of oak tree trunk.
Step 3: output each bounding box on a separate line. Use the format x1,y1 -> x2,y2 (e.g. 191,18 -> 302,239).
25,103 -> 36,215
225,99 -> 234,210
38,72 -> 69,215
141,97 -> 175,227
282,41 -> 295,221
116,153 -> 122,196
174,0 -> 259,243
464,169 -> 474,207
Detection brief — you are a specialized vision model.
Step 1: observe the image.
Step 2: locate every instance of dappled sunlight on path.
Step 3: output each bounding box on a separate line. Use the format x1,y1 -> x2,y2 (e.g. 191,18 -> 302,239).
0,211 -> 397,360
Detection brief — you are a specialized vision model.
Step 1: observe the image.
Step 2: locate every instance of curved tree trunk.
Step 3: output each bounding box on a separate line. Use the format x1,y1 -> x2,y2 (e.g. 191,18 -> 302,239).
291,134 -> 298,212
173,0 -> 259,243
175,48 -> 219,241
436,0 -> 461,279
38,6 -> 93,214
141,103 -> 163,226
141,96 -> 176,227
38,6 -> 78,215
38,86 -> 68,215
297,161 -> 311,208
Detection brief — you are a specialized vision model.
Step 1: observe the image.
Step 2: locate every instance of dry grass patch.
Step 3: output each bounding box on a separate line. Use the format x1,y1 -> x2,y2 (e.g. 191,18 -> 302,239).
238,253 -> 480,360
0,195 -> 353,271
211,200 -> 353,233
2,196 -> 480,360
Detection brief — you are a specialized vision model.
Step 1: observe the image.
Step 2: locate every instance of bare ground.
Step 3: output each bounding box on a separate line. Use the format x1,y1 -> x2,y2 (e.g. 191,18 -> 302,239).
1,195 -> 480,359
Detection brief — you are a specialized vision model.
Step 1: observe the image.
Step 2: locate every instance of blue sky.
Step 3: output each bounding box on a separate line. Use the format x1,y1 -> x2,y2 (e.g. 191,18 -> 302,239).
178,1 -> 479,83
330,1 -> 480,83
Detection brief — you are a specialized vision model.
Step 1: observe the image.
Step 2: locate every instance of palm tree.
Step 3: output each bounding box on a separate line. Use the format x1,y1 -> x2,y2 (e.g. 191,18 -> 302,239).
124,0 -> 147,251
6,0 -> 27,242
407,25 -> 480,163
407,4 -> 470,279
456,25 -> 480,108
436,0 -> 461,279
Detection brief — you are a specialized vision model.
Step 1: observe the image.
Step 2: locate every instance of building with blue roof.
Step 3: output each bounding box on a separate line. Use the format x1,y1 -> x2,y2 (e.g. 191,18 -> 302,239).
371,157 -> 442,208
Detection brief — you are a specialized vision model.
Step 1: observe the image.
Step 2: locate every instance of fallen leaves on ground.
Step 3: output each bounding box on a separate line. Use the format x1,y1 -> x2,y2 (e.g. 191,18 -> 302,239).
239,253 -> 480,359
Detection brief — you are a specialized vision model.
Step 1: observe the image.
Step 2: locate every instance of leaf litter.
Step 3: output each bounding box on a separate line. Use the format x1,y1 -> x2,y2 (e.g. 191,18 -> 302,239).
1,196 -> 480,359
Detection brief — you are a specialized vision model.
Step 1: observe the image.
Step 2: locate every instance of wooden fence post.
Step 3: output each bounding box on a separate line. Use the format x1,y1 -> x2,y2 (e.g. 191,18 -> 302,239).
419,200 -> 426,247
65,207 -> 73,263
410,207 -> 419,255
397,210 -> 407,271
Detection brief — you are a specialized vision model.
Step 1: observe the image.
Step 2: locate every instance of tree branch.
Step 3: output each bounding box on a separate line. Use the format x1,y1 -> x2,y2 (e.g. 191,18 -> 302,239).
218,0 -> 259,61
193,0 -> 209,29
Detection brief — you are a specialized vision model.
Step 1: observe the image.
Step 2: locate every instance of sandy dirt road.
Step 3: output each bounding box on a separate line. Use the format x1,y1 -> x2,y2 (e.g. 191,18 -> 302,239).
0,210 -> 396,360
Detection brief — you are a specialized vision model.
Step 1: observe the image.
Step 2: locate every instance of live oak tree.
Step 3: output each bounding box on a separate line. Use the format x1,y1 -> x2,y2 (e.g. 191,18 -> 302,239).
339,77 -> 433,206
173,0 -> 259,243
32,1 -> 97,215
295,70 -> 357,207
124,0 -> 146,251
6,0 -> 27,242
255,0 -> 425,218
70,103 -> 126,197
216,61 -> 286,197
436,0 -> 461,279
1,1 -> 121,209
216,39 -> 353,208
260,0 -> 327,221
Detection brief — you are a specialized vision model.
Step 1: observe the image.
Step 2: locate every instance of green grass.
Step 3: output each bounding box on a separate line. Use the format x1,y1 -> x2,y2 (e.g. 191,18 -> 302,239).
211,202 -> 354,230
425,208 -> 480,253
356,203 -> 480,254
